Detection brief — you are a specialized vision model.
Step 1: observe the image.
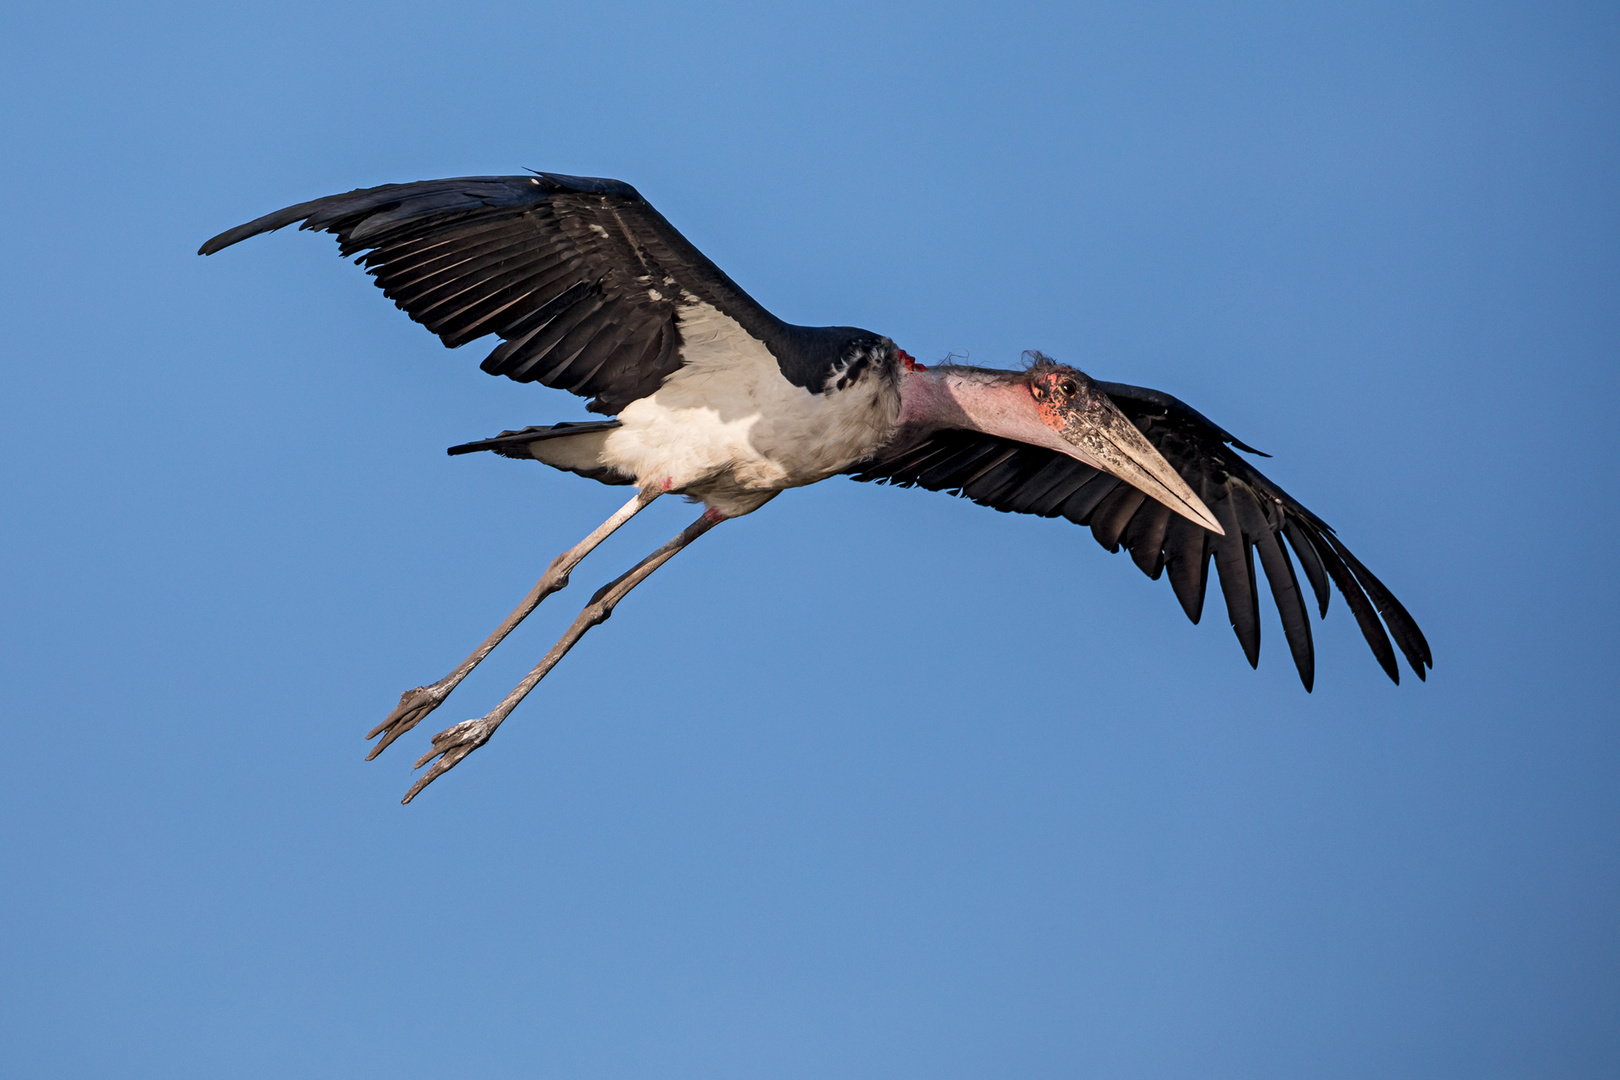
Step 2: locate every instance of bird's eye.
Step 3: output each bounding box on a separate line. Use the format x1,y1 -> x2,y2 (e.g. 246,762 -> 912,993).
1060,379 -> 1078,397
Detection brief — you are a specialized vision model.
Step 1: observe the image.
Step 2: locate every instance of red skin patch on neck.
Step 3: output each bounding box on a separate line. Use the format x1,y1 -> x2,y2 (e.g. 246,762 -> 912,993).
897,348 -> 926,372
1030,374 -> 1067,431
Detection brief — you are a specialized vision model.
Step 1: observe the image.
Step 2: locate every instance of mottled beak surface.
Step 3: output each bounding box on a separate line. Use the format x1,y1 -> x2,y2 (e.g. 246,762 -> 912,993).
1031,367 -> 1224,535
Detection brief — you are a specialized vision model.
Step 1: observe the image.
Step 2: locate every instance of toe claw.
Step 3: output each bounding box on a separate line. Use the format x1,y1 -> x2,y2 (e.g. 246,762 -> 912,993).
401,715 -> 501,803
366,683 -> 451,760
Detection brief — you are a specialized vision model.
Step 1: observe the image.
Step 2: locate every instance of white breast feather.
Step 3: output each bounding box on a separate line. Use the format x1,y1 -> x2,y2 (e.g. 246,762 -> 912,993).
598,298 -> 898,515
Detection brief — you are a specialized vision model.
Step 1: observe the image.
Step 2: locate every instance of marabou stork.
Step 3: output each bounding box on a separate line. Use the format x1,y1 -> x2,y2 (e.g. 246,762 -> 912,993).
200,172 -> 1430,803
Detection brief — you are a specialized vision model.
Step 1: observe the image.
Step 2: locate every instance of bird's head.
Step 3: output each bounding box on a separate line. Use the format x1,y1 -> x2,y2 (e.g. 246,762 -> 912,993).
897,355 -> 1223,534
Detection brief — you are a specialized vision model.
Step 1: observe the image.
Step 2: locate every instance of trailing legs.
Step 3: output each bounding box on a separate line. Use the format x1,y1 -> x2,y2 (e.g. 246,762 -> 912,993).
400,506 -> 726,803
366,487 -> 661,759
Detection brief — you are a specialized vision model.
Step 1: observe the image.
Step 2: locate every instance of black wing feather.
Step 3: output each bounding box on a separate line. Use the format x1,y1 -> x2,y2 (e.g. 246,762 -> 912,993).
200,174 -> 795,414
847,380 -> 1429,689
1090,487 -> 1147,552
1058,472 -> 1125,526
1123,501 -> 1173,580
1164,513 -> 1213,624
1254,522 -> 1315,691
1210,483 -> 1261,669
1283,519 -> 1333,618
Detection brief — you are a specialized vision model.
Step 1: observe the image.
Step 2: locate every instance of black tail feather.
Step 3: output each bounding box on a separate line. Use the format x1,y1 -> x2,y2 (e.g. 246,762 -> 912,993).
447,419 -> 622,458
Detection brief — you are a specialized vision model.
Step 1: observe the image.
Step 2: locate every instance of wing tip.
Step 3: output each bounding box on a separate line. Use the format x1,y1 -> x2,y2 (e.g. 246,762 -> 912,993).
198,197 -> 334,256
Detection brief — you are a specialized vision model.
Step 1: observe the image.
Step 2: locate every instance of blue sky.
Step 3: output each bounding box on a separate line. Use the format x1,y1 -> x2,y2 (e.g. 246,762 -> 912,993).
2,2 -> 1617,1077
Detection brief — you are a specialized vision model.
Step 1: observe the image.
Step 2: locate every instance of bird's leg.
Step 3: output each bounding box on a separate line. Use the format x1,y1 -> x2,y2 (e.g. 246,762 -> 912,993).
400,506 -> 726,803
366,487 -> 661,759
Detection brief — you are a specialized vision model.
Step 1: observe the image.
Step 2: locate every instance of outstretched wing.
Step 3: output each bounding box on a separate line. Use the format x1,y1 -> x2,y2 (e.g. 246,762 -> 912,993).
200,173 -> 795,415
846,381 -> 1430,690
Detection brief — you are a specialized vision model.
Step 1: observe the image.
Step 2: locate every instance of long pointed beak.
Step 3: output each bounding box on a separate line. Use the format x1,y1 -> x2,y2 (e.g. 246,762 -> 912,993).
1042,375 -> 1224,535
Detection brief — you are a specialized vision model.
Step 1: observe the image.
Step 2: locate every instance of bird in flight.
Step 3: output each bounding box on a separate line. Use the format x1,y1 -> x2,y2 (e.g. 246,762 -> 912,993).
201,172 -> 1429,802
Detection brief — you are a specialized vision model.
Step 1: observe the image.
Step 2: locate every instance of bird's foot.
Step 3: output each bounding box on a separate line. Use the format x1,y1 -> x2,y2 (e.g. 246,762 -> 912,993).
366,681 -> 453,760
401,713 -> 504,804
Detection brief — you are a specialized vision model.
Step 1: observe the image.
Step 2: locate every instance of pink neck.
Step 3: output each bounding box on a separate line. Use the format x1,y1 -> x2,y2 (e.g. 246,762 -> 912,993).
896,368 -> 1075,457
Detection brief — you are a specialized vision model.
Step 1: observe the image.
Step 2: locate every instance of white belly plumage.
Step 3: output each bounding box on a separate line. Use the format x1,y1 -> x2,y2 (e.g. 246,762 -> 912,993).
528,299 -> 901,516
